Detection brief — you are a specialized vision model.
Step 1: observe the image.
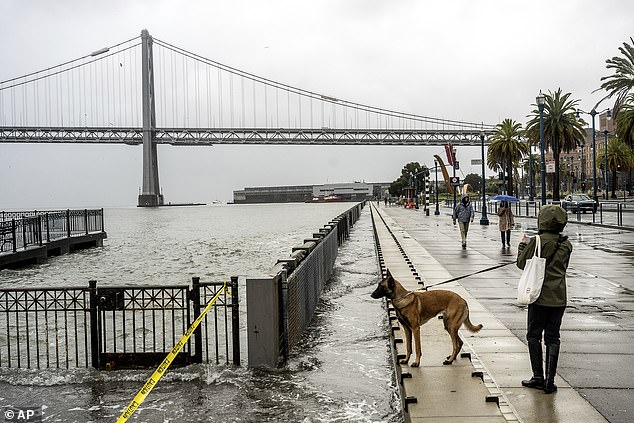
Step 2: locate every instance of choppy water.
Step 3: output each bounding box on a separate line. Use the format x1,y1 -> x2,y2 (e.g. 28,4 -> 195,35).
0,203 -> 400,422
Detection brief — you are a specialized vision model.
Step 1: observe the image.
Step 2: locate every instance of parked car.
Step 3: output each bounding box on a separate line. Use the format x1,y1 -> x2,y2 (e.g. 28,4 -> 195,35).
561,194 -> 597,213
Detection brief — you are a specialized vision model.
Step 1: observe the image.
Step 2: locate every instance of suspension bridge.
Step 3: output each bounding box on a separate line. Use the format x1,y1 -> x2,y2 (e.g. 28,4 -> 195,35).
0,29 -> 496,207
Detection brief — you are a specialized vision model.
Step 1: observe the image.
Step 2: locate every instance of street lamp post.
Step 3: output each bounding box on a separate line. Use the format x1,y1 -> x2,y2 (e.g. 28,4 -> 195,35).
580,142 -> 586,193
537,91 -> 546,206
520,159 -> 524,199
576,106 -> 611,221
434,160 -> 440,215
604,130 -> 609,199
525,137 -> 534,202
479,132 -> 489,225
452,148 -> 457,210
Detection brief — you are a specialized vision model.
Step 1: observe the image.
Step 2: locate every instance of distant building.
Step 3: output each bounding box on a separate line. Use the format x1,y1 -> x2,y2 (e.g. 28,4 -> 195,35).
543,115 -> 614,192
233,182 -> 390,204
233,185 -> 314,204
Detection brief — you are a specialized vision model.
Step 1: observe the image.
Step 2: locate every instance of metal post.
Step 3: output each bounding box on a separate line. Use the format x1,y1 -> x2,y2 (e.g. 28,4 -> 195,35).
604,130 -> 609,200
89,280 -> 100,369
11,219 -> 16,253
452,148 -> 457,210
538,93 -> 546,206
528,145 -> 534,202
230,276 -> 240,366
581,143 -> 586,193
45,213 -> 50,243
22,218 -> 27,249
599,203 -> 603,224
479,133 -> 489,225
191,277 -> 203,364
84,209 -> 89,235
66,209 -> 71,238
619,202 -> 623,226
37,215 -> 43,246
591,111 -> 598,205
434,161 -> 440,215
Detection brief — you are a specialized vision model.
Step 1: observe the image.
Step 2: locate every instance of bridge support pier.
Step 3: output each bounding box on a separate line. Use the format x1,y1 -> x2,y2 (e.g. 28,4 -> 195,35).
137,29 -> 163,207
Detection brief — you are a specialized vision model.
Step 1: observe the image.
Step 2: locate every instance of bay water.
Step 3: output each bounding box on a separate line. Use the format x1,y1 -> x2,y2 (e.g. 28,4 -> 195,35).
0,203 -> 400,422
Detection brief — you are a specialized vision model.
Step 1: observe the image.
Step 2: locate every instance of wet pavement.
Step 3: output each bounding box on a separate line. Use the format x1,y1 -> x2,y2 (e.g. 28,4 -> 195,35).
374,203 -> 633,423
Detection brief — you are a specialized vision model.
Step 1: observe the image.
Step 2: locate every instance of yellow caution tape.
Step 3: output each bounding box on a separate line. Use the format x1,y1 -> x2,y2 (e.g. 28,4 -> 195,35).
116,281 -> 228,423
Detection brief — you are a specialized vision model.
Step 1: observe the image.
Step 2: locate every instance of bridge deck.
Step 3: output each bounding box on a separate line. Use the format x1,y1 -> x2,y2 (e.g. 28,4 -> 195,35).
0,126 -> 495,145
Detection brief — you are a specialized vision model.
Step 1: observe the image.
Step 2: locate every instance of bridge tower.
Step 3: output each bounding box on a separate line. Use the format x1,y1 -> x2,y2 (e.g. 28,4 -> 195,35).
137,29 -> 164,207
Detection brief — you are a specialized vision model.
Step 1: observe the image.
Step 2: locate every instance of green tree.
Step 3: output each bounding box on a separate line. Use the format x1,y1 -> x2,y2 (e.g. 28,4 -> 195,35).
463,173 -> 482,193
525,89 -> 586,201
597,138 -> 634,198
388,162 -> 429,197
616,93 -> 634,145
521,153 -> 542,197
598,37 -> 634,118
487,119 -> 528,196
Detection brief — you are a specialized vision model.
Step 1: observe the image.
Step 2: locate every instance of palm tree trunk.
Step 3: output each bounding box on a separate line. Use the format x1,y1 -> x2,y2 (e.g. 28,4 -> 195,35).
612,169 -> 618,199
553,148 -> 561,201
507,158 -> 514,196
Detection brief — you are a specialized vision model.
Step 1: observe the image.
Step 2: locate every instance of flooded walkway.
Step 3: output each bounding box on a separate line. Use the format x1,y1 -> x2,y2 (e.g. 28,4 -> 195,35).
372,203 -> 633,423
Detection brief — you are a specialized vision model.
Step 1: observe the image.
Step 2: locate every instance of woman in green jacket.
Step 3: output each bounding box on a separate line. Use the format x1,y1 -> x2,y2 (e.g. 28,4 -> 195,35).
516,204 -> 573,394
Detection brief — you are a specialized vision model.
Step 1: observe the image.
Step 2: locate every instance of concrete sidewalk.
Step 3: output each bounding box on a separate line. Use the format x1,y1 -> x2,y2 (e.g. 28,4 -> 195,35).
371,203 -> 630,423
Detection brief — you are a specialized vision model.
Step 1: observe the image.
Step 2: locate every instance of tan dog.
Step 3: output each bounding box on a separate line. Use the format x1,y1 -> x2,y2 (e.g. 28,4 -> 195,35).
371,269 -> 482,366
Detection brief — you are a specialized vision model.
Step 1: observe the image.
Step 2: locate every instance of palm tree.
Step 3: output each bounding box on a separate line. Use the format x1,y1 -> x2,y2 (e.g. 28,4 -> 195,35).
597,138 -> 634,198
616,95 -> 634,194
487,119 -> 528,196
616,93 -> 634,145
598,37 -> 634,118
522,153 -> 541,198
525,89 -> 586,201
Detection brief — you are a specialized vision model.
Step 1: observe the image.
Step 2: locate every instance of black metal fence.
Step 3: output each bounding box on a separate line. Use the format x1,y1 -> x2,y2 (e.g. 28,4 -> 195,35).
0,209 -> 105,253
246,202 -> 365,367
0,286 -> 92,369
0,277 -> 240,369
453,199 -> 630,227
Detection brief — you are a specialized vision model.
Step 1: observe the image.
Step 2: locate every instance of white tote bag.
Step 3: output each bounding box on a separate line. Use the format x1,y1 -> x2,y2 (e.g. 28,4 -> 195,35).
517,235 -> 546,305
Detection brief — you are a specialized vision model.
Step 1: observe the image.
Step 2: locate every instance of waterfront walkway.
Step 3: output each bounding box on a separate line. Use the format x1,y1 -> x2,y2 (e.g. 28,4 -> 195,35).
371,203 -> 633,423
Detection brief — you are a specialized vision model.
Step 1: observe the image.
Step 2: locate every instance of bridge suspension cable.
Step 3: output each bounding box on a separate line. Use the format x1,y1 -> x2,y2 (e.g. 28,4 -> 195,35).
1,30 -> 496,144
153,37 -> 495,131
0,36 -> 142,128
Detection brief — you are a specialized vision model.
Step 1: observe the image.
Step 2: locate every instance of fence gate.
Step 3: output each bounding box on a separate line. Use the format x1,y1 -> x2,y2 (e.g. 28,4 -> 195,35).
0,279 -> 240,370
93,283 -> 194,370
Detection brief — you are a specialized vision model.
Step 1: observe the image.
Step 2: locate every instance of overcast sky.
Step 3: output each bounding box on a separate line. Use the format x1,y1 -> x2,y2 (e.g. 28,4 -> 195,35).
1,0 -> 632,208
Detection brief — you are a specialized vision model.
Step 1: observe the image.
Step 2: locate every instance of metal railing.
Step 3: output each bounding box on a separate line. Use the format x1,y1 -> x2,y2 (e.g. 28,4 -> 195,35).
461,199 -> 630,227
246,202 -> 364,367
283,226 -> 339,355
0,277 -> 240,369
0,209 -> 105,253
0,286 -> 91,369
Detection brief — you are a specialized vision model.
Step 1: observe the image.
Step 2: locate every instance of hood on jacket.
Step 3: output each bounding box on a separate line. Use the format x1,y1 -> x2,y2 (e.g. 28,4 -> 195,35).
461,194 -> 470,205
538,204 -> 568,233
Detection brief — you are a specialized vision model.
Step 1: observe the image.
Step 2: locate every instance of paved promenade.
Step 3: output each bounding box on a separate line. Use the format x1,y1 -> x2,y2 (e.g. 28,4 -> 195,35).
371,203 -> 633,423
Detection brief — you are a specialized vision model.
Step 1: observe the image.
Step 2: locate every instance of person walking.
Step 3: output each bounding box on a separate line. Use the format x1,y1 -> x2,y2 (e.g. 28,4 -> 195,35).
452,193 -> 474,249
497,200 -> 515,248
516,204 -> 573,394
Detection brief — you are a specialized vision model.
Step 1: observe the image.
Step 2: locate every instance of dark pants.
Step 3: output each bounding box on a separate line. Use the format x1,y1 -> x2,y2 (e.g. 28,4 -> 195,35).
500,230 -> 511,245
526,304 -> 566,347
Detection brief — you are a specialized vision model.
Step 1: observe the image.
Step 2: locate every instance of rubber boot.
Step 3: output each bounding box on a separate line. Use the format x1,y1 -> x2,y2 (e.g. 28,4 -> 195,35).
522,342 -> 544,389
544,344 -> 559,394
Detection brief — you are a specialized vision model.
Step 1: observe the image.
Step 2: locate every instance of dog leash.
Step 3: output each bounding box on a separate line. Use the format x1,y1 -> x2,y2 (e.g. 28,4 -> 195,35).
423,261 -> 516,290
